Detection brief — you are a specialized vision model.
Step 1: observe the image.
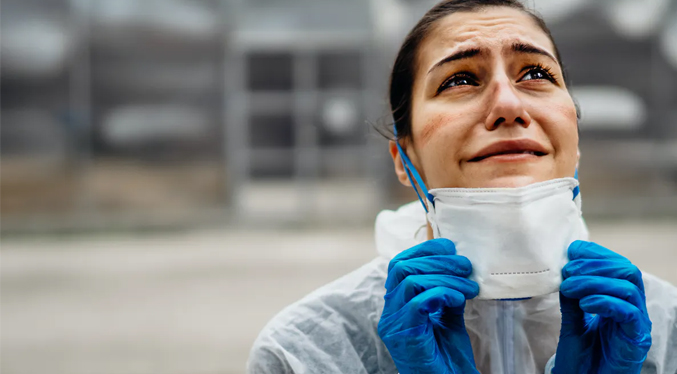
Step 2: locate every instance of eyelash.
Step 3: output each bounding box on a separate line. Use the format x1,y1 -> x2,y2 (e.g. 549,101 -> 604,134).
521,63 -> 557,83
436,72 -> 478,95
436,63 -> 558,95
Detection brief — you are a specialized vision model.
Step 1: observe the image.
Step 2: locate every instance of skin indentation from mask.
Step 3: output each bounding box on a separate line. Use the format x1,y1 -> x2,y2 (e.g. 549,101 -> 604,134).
491,268 -> 550,275
417,111 -> 467,147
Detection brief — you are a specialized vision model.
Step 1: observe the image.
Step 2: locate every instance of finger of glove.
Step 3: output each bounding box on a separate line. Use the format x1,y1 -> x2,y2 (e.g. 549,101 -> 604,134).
384,274 -> 479,315
562,259 -> 645,294
561,275 -> 646,314
383,325 -> 447,374
402,287 -> 465,326
568,240 -> 630,263
388,239 -> 456,274
579,294 -> 651,342
382,287 -> 467,333
385,255 -> 473,292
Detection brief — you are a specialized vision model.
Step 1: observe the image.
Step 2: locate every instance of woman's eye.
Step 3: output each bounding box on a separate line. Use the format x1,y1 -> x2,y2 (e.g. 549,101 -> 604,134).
521,66 -> 555,82
437,74 -> 479,94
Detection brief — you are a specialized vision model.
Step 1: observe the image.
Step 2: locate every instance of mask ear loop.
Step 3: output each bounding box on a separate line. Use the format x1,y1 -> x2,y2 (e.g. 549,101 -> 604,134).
393,124 -> 434,213
573,168 -> 580,200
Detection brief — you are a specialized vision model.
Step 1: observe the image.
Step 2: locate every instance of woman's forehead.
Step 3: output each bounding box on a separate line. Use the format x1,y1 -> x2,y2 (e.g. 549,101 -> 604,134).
416,7 -> 556,71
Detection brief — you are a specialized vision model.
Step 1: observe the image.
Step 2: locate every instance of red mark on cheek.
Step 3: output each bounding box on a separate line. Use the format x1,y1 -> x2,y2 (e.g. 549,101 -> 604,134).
553,101 -> 579,130
417,113 -> 457,147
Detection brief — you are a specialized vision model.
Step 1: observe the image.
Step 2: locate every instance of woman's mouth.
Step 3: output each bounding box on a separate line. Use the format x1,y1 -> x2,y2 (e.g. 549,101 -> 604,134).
468,139 -> 548,162
470,151 -> 546,162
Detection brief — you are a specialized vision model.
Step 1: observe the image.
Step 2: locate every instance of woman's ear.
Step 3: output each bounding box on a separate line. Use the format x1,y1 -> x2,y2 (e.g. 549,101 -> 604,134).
389,140 -> 412,187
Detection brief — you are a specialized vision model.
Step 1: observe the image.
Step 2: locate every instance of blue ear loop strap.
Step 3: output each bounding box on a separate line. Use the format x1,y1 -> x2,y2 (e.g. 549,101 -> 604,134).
573,168 -> 580,199
393,125 -> 434,213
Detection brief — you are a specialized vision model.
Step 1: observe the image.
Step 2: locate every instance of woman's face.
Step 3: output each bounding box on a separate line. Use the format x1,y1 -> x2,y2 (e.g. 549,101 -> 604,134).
390,6 -> 579,189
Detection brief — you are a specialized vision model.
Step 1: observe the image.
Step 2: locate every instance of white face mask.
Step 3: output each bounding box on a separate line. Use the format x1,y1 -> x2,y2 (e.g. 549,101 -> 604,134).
393,130 -> 587,299
427,178 -> 588,300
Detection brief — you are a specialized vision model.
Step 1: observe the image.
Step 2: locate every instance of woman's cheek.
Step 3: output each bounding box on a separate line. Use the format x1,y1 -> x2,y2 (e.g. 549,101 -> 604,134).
530,95 -> 577,136
532,98 -> 579,175
417,111 -> 468,188
550,100 -> 578,144
414,102 -> 469,147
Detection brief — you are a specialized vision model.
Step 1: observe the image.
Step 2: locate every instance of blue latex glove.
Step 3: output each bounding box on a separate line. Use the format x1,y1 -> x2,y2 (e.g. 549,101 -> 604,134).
554,240 -> 652,374
378,238 -> 480,374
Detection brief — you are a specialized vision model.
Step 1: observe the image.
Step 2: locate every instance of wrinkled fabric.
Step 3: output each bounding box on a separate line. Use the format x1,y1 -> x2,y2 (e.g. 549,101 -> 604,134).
247,202 -> 677,374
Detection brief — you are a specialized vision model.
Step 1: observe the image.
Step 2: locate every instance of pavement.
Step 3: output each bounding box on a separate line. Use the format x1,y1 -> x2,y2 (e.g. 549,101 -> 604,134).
2,221 -> 676,374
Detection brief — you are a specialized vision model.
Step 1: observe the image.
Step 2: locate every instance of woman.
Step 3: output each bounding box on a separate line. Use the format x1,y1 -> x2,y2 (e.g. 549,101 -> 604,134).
247,1 -> 677,373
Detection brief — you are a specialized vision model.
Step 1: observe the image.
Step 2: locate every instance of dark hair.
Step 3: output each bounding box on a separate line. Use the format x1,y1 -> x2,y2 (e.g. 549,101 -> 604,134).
388,0 -> 569,141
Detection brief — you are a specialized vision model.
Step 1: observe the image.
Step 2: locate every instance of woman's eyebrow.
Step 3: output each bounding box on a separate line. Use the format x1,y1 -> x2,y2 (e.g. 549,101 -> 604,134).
426,42 -> 557,77
426,47 -> 483,75
509,42 -> 557,64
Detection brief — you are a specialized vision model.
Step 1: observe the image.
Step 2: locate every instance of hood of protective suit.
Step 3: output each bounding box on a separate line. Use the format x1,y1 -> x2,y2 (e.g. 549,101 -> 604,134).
375,201 -> 428,261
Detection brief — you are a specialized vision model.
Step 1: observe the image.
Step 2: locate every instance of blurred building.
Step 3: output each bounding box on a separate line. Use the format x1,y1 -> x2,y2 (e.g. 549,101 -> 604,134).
2,0 -> 677,233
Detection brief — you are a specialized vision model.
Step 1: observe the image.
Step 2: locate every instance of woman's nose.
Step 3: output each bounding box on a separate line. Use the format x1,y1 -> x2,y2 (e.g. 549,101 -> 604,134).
484,81 -> 532,130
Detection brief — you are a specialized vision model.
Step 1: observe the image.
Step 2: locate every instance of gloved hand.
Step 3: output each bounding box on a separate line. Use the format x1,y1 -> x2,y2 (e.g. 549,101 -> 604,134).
378,238 -> 480,374
554,240 -> 652,374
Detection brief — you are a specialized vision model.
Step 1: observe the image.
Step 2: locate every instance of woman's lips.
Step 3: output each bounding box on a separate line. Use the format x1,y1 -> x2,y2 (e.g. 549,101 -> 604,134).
468,139 -> 548,162
473,151 -> 543,162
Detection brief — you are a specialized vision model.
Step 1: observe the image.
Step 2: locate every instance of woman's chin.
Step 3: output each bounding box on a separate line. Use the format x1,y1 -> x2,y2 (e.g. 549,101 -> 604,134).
457,161 -> 564,188
462,173 -> 554,188
481,175 -> 543,188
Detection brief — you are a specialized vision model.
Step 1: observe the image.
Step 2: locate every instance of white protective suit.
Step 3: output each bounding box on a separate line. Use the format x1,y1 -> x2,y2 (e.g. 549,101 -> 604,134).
247,201 -> 677,374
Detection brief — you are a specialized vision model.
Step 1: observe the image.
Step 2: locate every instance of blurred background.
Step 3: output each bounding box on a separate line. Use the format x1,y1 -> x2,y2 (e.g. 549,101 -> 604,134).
1,0 -> 676,373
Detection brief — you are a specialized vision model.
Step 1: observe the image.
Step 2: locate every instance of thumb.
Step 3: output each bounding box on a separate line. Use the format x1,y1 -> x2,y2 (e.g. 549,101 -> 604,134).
559,292 -> 586,335
553,292 -> 590,374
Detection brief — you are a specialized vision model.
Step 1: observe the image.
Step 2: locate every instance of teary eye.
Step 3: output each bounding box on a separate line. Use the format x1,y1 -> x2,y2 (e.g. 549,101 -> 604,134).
437,73 -> 479,94
520,64 -> 556,83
